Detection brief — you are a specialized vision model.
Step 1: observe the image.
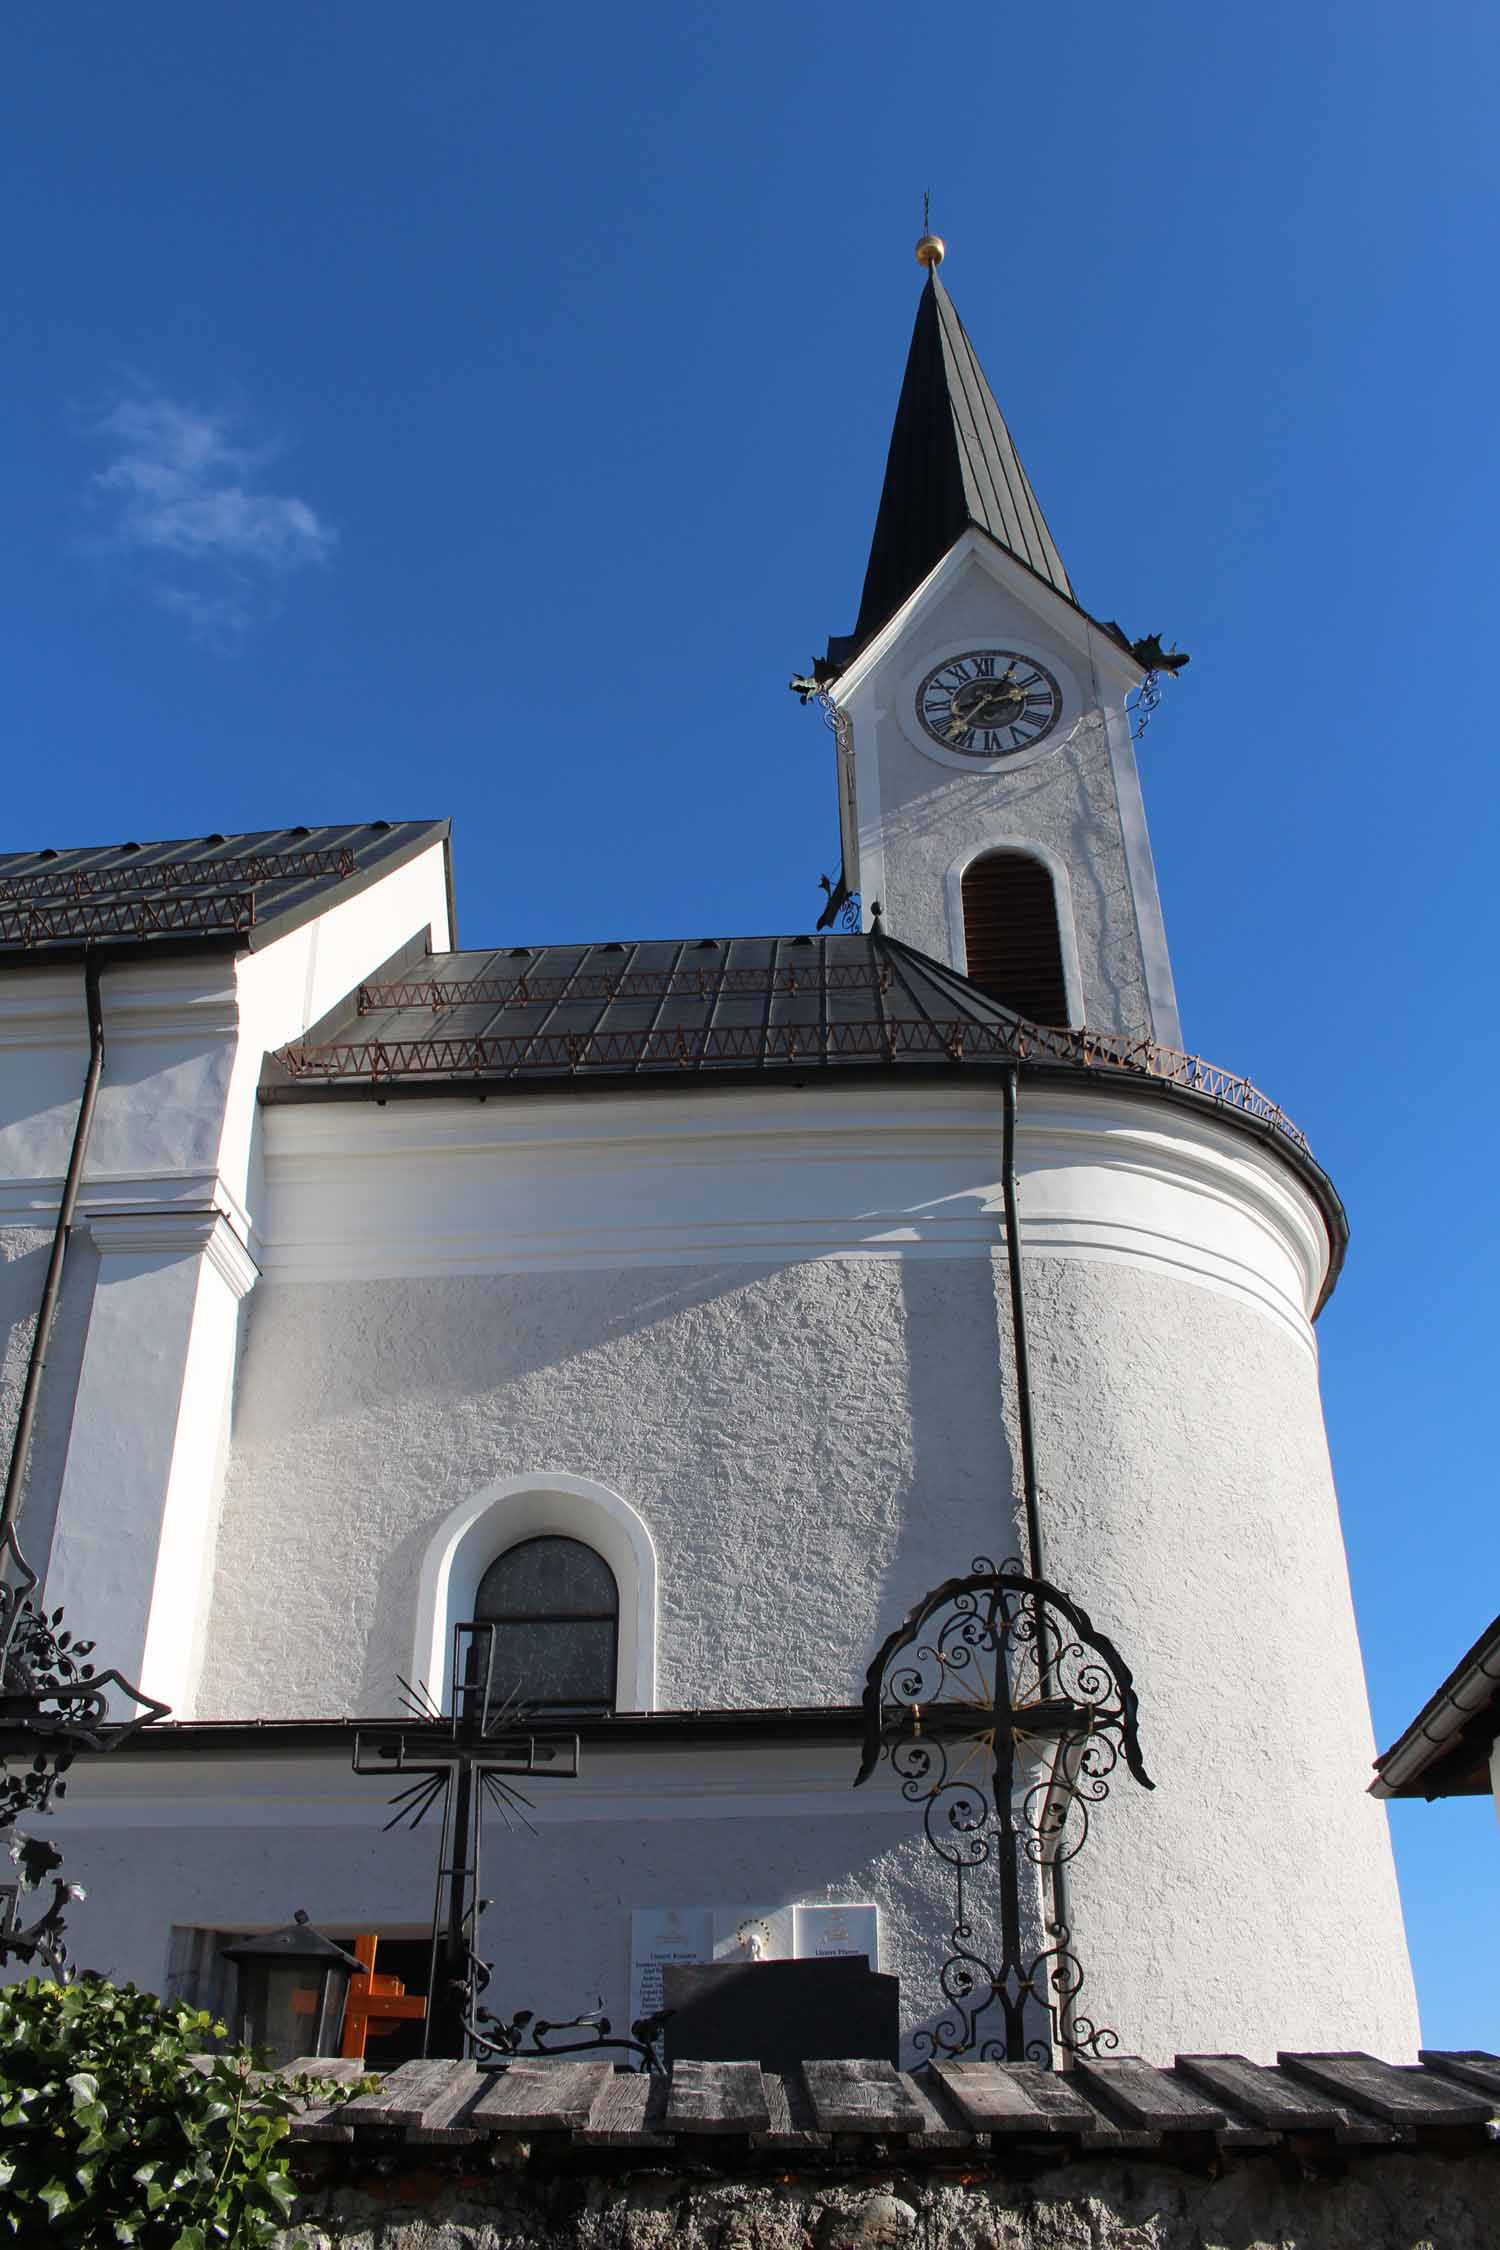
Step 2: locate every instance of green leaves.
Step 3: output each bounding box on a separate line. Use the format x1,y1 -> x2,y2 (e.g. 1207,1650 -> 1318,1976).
0,1975 -> 320,2246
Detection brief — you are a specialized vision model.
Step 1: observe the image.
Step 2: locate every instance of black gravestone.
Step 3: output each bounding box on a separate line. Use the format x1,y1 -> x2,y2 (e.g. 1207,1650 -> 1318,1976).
661,1957 -> 900,2071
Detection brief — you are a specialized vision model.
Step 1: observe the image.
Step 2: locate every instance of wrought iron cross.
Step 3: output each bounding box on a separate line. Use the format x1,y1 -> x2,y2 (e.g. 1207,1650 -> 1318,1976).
353,1620 -> 581,2058
1,1523 -> 168,1978
855,1559 -> 1152,2065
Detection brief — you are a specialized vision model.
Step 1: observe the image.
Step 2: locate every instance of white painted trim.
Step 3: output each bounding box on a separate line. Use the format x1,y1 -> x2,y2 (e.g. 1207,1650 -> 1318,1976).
1102,698 -> 1182,1048
413,1472 -> 659,1715
943,838 -> 1085,1027
85,1207 -> 259,1298
50,1740 -> 903,1829
828,529 -> 1144,704
255,1083 -> 1332,1337
0,1170 -> 254,1241
0,960 -> 240,1049
850,696 -> 887,928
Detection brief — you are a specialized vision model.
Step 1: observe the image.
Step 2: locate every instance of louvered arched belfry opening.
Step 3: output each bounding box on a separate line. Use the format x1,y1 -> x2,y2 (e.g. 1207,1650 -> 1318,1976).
960,851 -> 1070,1025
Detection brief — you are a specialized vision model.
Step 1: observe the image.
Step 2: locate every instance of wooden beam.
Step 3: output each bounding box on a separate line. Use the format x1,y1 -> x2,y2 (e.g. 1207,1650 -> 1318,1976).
801,2059 -> 926,2134
468,2059 -> 616,2131
1175,2053 -> 1343,2133
1073,2056 -> 1226,2133
929,2061 -> 1072,2134
666,2061 -> 772,2135
1418,2050 -> 1500,2104
1278,2051 -> 1492,2129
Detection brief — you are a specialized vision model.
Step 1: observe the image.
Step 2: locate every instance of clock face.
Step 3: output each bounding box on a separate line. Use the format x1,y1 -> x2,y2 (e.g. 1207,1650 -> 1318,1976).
915,650 -> 1062,757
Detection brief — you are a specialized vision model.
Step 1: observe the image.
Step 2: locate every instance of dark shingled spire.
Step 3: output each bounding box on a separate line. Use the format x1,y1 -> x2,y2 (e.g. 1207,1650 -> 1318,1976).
827,272 -> 1073,674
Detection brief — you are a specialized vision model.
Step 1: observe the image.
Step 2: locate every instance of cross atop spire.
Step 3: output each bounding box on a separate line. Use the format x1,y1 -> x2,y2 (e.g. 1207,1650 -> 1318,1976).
826,265 -> 1074,676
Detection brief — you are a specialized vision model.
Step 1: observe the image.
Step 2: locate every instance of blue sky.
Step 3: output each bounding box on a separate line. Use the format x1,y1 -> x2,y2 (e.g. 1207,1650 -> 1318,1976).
4,2 -> 1497,2043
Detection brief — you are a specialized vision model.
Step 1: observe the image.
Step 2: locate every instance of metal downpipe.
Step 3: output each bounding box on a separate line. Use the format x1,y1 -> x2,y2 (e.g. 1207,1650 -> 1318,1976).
1,953 -> 105,1546
1000,1063 -> 1079,2059
1000,1066 -> 1043,1582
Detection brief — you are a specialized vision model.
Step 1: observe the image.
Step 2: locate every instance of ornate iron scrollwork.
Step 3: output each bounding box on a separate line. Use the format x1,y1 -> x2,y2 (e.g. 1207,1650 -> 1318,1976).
0,1525 -> 170,1976
856,1557 -> 1152,2064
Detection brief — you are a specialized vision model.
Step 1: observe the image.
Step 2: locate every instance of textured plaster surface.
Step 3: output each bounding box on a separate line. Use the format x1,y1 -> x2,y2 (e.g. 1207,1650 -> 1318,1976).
51,1791 -> 980,2062
199,1255 -> 1018,1718
194,1216 -> 1416,2060
0,1219 -> 97,1564
996,1255 -> 1418,2061
279,2160 -> 1500,2250
848,557 -> 1157,1040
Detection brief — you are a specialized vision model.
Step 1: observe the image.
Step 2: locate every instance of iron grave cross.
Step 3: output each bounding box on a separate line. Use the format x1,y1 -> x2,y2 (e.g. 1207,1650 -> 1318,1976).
353,1619 -> 580,2058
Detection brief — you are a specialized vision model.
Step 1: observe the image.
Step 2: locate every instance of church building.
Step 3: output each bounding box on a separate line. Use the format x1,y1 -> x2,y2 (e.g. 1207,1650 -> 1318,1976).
0,237 -> 1418,2066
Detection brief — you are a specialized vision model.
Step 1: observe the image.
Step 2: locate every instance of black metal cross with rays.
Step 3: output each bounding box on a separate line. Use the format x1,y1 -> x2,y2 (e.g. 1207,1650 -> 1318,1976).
353,1620 -> 580,2058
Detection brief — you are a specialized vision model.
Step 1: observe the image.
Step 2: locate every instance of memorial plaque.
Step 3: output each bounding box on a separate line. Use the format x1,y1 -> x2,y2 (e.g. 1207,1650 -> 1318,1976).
630,1907 -> 712,2028
795,1903 -> 879,1965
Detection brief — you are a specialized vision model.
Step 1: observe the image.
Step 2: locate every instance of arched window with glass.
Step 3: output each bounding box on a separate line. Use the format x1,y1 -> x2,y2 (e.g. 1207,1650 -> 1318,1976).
471,1536 -> 619,1714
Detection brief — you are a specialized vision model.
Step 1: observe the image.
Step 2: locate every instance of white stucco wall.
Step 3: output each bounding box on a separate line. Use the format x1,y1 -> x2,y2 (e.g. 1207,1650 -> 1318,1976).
199,1251 -> 1012,1718
0,841 -> 452,1698
178,1076 -> 1416,2061
47,1745 -> 995,2063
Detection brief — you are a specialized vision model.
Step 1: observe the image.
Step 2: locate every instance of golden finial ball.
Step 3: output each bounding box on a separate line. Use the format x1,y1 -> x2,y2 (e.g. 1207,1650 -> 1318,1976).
915,231 -> 946,270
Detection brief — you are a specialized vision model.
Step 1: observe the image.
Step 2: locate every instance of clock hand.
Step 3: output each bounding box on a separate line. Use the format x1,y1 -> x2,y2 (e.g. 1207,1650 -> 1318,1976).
942,665 -> 1030,740
961,687 -> 1024,732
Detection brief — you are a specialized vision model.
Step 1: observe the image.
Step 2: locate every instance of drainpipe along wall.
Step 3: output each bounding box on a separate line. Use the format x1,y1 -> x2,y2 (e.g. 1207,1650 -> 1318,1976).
1,953 -> 105,1550
999,1064 -> 1080,2056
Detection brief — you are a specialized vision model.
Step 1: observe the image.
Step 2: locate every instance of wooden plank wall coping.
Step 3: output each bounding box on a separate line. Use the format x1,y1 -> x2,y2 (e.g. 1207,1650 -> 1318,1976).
264,2047 -> 1500,2166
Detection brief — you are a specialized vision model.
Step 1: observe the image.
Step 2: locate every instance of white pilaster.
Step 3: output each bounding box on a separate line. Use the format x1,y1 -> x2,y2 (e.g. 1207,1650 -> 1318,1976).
43,1207 -> 258,1715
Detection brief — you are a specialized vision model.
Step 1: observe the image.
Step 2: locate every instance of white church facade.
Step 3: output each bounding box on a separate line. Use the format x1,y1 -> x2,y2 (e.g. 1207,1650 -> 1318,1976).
0,246 -> 1418,2066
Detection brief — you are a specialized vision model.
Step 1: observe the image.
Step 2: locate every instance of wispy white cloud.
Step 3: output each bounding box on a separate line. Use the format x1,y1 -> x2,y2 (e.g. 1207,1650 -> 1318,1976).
81,386 -> 336,652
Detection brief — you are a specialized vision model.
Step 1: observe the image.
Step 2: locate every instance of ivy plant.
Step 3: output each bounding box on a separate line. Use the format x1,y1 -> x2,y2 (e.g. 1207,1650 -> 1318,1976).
0,1975 -> 325,2247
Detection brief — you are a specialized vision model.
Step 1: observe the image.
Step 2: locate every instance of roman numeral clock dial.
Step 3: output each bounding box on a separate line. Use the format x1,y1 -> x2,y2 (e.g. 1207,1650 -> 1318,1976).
916,650 -> 1062,757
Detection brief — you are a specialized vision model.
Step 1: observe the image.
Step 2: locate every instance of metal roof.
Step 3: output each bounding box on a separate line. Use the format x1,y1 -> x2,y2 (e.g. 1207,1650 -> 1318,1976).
272,930 -> 1013,1084
265,927 -> 1319,1156
828,273 -> 1074,673
0,820 -> 449,962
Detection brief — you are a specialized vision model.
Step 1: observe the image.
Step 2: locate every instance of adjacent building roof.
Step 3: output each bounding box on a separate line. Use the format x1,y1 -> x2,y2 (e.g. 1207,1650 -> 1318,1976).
826,273 -> 1075,674
1371,1613 -> 1500,1799
0,821 -> 450,963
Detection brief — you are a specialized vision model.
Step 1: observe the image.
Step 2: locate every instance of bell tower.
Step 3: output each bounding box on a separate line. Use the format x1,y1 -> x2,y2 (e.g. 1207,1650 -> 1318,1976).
819,234 -> 1181,1048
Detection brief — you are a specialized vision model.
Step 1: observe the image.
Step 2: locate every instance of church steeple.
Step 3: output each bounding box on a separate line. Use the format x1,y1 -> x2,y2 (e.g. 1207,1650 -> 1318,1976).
816,235 -> 1183,1051
829,265 -> 1073,675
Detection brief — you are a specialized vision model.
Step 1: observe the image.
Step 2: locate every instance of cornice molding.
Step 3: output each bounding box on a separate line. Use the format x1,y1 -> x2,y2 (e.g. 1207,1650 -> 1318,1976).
84,1205 -> 260,1297
0,961 -> 240,1049
0,1168 -> 252,1235
254,1081 -> 1326,1339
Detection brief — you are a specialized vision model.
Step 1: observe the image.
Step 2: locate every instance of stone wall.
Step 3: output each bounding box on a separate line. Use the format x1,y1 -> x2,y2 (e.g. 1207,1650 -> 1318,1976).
280,2156 -> 1500,2250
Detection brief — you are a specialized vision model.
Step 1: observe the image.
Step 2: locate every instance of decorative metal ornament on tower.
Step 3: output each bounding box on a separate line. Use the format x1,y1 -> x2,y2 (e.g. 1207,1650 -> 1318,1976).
915,189 -> 945,271
856,1559 -> 1152,2064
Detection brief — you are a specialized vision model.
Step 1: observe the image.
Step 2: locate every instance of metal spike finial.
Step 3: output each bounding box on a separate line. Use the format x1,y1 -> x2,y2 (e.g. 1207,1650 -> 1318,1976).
915,191 -> 945,272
